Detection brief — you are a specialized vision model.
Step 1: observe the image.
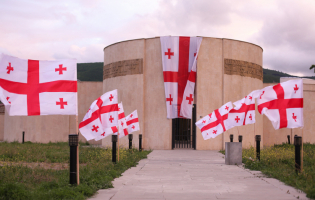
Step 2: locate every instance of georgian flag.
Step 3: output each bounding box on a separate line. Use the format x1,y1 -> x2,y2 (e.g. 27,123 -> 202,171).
257,79 -> 303,130
114,102 -> 129,138
180,37 -> 202,118
195,102 -> 233,140
79,89 -> 119,141
0,53 -> 77,116
225,90 -> 260,130
160,36 -> 202,119
126,110 -> 140,133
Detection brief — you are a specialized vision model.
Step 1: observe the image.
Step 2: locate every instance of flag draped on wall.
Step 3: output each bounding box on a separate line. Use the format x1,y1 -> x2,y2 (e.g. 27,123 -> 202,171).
258,79 -> 303,130
0,53 -> 77,116
79,89 -> 119,141
126,110 -> 140,133
160,36 -> 202,119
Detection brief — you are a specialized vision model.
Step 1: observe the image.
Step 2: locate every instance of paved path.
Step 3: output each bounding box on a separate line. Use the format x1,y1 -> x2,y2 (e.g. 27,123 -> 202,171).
90,150 -> 308,200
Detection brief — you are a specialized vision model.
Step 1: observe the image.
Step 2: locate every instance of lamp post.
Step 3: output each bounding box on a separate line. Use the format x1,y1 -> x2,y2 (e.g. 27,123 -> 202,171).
69,134 -> 79,185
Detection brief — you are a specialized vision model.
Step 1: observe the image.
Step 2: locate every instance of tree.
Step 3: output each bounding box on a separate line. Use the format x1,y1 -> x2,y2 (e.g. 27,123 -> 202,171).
310,65 -> 315,73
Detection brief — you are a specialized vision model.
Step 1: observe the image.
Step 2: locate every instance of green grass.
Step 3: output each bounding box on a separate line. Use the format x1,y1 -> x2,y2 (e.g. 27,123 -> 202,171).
221,143 -> 315,199
0,142 -> 151,200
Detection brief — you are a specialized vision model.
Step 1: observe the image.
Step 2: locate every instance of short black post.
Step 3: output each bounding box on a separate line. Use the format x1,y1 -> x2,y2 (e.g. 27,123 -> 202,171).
128,134 -> 133,149
294,136 -> 302,173
69,134 -> 79,185
238,135 -> 243,143
230,134 -> 233,142
255,135 -> 261,161
139,134 -> 142,152
287,135 -> 291,144
112,135 -> 117,163
22,131 -> 25,144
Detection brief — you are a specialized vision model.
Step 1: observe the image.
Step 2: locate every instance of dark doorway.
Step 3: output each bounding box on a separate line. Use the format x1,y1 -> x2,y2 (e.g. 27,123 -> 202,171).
172,104 -> 196,149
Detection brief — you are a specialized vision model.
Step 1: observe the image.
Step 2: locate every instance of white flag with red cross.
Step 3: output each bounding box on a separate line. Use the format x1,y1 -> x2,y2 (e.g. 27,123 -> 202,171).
160,36 -> 202,119
0,53 -> 77,116
114,102 -> 129,138
180,37 -> 202,118
0,86 -> 12,113
225,90 -> 260,130
257,79 -> 303,130
79,89 -> 119,141
195,102 -> 233,140
126,110 -> 140,133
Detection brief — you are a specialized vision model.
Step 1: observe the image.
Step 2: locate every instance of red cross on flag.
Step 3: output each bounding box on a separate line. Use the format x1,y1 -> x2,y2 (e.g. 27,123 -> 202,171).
126,110 -> 140,134
225,90 -> 260,130
114,102 -> 129,138
160,36 -> 202,119
195,102 -> 233,140
258,79 -> 303,130
0,53 -> 77,116
79,89 -> 119,141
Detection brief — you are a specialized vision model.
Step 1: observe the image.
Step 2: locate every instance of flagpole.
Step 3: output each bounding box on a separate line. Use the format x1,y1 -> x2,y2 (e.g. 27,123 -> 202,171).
301,128 -> 304,172
117,126 -> 120,162
76,115 -> 79,185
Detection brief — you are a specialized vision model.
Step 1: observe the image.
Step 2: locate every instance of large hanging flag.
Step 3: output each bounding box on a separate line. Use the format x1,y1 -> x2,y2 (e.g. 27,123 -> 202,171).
257,79 -> 303,130
115,102 -> 129,138
180,38 -> 202,118
79,89 -> 119,141
126,110 -> 140,133
225,90 -> 260,130
0,53 -> 77,116
195,102 -> 233,140
160,36 -> 202,119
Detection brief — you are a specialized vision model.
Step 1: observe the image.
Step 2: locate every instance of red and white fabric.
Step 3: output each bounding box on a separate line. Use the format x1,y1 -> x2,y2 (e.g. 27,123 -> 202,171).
114,102 -> 129,138
195,102 -> 233,140
180,37 -> 202,118
79,89 -> 119,141
0,53 -> 77,116
160,36 -> 202,119
257,79 -> 303,130
126,110 -> 140,133
0,86 -> 12,113
225,90 -> 260,130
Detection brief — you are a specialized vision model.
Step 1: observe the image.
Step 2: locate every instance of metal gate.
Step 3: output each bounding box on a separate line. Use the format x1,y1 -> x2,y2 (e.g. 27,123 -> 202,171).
172,104 -> 196,149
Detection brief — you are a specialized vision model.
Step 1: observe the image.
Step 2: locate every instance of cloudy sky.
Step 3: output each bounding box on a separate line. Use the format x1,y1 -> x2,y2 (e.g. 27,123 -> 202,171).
0,0 -> 314,76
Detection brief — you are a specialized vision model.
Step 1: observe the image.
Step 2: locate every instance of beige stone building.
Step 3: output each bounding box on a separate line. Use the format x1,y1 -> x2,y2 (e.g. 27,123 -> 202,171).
1,36 -> 314,150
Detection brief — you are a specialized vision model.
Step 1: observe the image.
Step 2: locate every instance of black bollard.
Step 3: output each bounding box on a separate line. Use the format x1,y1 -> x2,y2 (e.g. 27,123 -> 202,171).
112,135 -> 117,163
238,135 -> 243,143
230,134 -> 233,142
139,134 -> 142,152
287,135 -> 291,144
128,134 -> 133,149
22,131 -> 25,144
69,134 -> 79,185
294,136 -> 302,173
255,135 -> 261,161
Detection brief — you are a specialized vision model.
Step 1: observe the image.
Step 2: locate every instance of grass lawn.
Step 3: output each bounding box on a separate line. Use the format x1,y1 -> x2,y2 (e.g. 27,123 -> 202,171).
221,143 -> 315,199
0,142 -> 151,200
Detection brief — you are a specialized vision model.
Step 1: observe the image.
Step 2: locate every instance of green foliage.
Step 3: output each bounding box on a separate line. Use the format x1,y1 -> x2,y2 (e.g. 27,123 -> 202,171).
77,63 -> 103,82
0,142 -> 151,199
221,143 -> 315,199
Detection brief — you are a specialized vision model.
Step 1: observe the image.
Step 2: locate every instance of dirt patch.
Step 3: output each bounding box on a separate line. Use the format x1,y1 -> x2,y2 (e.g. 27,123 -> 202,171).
0,161 -> 86,170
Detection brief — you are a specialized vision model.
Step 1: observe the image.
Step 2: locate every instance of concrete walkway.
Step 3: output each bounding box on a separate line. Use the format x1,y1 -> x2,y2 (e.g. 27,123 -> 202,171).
90,150 -> 308,200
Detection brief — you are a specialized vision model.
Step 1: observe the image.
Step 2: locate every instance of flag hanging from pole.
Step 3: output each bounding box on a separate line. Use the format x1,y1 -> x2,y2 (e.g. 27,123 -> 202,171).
257,79 -> 303,130
160,36 -> 202,119
126,110 -> 140,133
79,89 -> 119,141
115,102 -> 129,138
195,102 -> 233,140
0,53 -> 77,116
